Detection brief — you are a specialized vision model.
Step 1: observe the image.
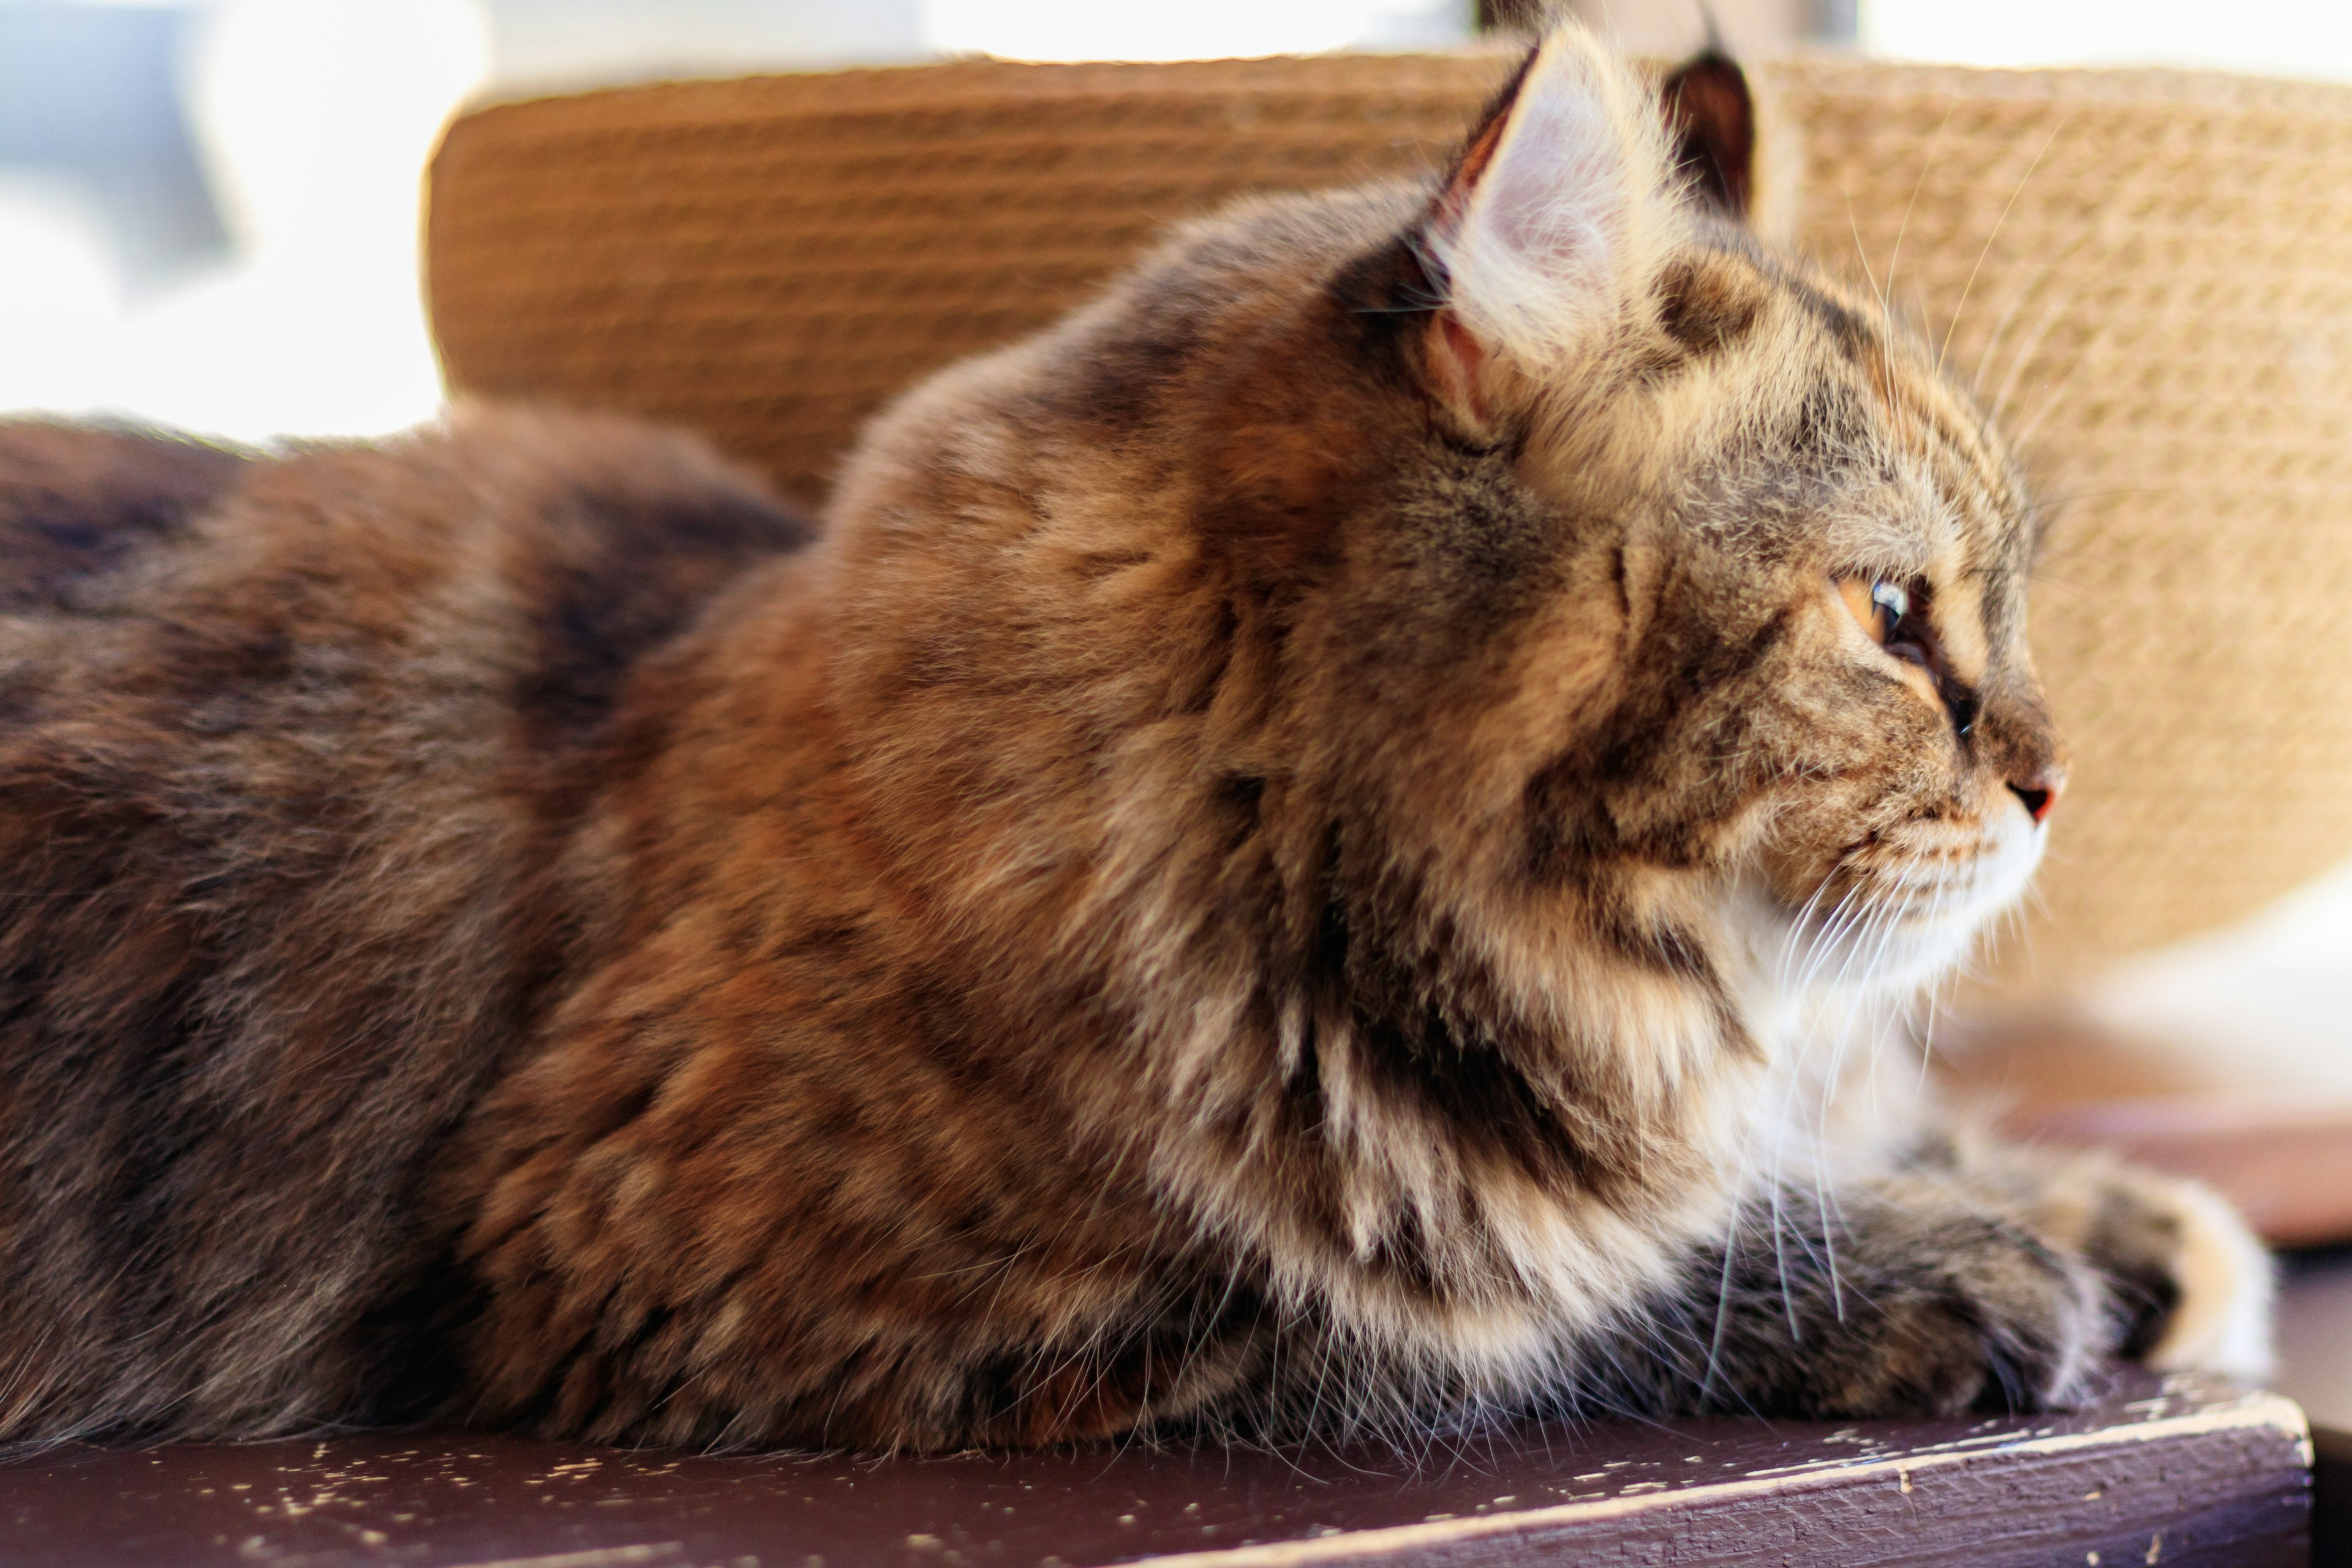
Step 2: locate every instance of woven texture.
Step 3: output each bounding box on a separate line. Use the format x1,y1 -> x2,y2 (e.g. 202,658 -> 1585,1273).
426,55 -> 2352,993
426,54 -> 1520,508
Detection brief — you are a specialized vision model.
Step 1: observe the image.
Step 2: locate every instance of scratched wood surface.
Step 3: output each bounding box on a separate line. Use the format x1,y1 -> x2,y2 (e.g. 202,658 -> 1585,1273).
0,1373 -> 2309,1568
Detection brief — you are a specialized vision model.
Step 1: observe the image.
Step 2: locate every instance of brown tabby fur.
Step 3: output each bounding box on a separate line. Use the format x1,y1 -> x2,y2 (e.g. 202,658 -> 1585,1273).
0,29 -> 2266,1453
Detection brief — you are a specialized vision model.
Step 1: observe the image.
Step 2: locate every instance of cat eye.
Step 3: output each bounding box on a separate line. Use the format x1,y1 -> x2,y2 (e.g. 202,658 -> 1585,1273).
1838,576 -> 1913,649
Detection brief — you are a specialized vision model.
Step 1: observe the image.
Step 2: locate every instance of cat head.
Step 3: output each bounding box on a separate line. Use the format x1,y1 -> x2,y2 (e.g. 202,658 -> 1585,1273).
835,24 -> 2064,1052
1202,26 -> 2062,1014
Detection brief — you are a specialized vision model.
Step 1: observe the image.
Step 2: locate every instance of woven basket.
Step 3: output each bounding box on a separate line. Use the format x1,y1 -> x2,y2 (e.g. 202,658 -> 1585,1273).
425,53 -> 2352,997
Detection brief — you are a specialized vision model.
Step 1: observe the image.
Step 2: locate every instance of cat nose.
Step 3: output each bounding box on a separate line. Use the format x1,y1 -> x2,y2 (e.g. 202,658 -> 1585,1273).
2007,767 -> 2062,827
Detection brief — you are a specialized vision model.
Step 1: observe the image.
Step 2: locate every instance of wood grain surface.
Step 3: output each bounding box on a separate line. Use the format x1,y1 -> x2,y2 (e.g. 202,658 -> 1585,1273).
0,1373 -> 2307,1568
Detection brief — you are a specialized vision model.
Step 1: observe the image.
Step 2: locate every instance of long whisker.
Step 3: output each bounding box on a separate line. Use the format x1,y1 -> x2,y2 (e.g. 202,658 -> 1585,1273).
1844,187 -> 1883,302
1886,105 -> 1958,320
1776,870 -> 1848,995
1702,1105 -> 1767,1403
1939,111 -> 2075,378
1971,245 -> 2062,400
1969,209 -> 2109,401
2007,306 -> 2122,455
1986,201 -> 2137,434
1985,287 -> 2076,434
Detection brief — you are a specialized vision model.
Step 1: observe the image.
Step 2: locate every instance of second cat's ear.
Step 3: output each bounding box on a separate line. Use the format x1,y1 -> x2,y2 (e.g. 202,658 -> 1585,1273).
1419,26 -> 1681,421
1660,49 -> 1755,219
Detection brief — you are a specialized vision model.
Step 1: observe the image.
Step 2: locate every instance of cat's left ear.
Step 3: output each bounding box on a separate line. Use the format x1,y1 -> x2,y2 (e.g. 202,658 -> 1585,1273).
1660,48 -> 1755,219
1419,26 -> 1682,424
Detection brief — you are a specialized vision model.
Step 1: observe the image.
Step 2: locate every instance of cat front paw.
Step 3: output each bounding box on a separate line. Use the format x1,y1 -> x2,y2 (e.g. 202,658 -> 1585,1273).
2067,1164 -> 2275,1382
1681,1160 -> 2271,1425
1700,1183 -> 2113,1419
1816,1205 -> 2111,1417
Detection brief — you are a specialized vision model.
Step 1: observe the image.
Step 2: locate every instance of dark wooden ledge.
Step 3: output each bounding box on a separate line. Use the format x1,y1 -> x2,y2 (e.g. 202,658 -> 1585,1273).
0,1373 -> 2309,1568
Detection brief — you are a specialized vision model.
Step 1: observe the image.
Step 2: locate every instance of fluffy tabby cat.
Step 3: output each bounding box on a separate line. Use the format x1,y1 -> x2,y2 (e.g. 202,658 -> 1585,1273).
0,28 -> 2269,1452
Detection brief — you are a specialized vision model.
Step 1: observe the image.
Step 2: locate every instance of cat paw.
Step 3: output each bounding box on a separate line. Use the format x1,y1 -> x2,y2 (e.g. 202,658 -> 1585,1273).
1820,1208 -> 2111,1416
2070,1166 -> 2275,1382
1707,1186 -> 2113,1419
1945,1141 -> 2274,1384
1691,1159 -> 2271,1423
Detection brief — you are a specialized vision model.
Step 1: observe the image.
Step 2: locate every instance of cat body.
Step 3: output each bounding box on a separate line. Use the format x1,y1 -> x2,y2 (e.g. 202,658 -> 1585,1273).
0,30 -> 2268,1452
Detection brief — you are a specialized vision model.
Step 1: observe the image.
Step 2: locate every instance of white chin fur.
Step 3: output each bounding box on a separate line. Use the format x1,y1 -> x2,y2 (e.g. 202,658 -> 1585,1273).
2146,1176 -> 2277,1382
1808,809 -> 2047,1000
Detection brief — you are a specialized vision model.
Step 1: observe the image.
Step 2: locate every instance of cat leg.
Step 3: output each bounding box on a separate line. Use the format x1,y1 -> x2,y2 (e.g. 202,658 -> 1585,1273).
1920,1134 -> 2274,1382
1578,1141 -> 2272,1423
1580,1170 -> 2117,1420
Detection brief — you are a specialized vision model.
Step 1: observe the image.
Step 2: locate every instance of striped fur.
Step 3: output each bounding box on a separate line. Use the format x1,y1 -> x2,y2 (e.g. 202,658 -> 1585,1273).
0,28 -> 2265,1452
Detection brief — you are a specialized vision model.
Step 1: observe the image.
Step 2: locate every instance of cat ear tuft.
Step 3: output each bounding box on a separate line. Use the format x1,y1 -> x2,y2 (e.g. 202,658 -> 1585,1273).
1660,48 -> 1755,219
1421,25 -> 1681,389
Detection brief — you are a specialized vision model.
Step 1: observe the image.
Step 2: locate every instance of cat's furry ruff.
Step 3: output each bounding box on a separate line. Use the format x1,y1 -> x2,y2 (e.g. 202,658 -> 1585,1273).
0,28 -> 2267,1452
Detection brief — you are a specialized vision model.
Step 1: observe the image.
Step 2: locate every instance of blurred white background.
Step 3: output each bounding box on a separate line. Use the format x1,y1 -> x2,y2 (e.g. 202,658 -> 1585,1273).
5,0 -> 2352,445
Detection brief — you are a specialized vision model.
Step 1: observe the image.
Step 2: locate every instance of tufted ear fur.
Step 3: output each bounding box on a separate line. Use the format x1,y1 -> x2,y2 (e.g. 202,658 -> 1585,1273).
1420,26 -> 1683,423
1660,48 -> 1755,218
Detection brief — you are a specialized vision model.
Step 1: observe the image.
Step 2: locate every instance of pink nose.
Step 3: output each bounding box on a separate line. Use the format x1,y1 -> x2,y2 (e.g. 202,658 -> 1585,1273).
2008,769 -> 2061,826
